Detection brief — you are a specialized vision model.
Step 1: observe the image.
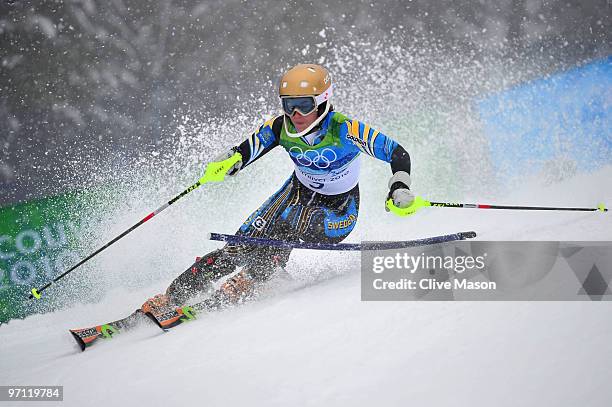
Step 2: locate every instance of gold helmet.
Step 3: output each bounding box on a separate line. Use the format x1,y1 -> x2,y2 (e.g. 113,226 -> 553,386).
279,64 -> 333,138
279,64 -> 332,98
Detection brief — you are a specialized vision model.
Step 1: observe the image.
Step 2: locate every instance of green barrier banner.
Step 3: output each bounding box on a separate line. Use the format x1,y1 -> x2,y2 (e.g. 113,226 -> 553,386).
0,191 -> 96,323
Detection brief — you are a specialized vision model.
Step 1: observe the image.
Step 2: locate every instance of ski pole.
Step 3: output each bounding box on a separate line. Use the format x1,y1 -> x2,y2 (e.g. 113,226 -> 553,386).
386,196 -> 608,216
28,152 -> 242,300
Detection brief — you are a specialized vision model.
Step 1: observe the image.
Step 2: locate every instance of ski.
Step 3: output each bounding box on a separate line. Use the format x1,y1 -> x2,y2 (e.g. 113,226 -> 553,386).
147,230 -> 479,330
69,310 -> 147,351
76,231 -> 480,342
207,230 -> 477,251
144,299 -> 216,330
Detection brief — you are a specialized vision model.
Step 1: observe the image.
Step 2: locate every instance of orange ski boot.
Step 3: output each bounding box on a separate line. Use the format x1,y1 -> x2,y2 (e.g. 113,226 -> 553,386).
218,271 -> 256,304
141,294 -> 172,315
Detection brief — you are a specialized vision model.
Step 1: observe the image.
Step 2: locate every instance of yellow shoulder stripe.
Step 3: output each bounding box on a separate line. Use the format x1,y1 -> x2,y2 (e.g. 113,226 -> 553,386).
346,121 -> 366,153
351,120 -> 360,138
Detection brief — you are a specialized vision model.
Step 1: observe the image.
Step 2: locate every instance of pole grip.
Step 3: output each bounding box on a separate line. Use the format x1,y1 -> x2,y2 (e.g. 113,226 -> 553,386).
199,152 -> 242,184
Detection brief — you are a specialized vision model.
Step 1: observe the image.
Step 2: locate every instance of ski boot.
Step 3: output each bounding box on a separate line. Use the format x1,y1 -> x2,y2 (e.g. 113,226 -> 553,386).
215,270 -> 256,305
141,294 -> 173,315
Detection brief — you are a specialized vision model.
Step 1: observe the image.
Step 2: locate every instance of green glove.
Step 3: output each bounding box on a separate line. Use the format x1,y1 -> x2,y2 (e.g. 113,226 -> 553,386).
199,150 -> 243,184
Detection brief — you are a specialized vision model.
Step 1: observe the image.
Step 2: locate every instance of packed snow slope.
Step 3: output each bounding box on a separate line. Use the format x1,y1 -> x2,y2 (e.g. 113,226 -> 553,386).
1,164 -> 612,406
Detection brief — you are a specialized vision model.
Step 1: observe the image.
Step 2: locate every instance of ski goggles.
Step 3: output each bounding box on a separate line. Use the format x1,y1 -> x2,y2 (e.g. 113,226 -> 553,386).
281,96 -> 318,116
281,85 -> 333,116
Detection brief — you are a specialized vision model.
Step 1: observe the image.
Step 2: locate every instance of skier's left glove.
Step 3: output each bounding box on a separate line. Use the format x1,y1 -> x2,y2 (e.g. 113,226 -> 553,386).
385,171 -> 417,216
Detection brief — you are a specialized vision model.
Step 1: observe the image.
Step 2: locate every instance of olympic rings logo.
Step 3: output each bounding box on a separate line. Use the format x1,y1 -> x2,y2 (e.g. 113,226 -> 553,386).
289,146 -> 338,169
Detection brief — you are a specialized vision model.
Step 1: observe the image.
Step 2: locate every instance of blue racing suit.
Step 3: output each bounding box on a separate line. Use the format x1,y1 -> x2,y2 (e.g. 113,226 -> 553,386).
165,110 -> 411,303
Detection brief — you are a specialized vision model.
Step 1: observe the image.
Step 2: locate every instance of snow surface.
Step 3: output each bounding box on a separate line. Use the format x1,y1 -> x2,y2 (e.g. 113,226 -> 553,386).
1,166 -> 612,407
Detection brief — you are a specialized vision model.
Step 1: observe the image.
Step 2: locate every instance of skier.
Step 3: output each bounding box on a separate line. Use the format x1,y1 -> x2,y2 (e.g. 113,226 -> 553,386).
141,64 -> 416,314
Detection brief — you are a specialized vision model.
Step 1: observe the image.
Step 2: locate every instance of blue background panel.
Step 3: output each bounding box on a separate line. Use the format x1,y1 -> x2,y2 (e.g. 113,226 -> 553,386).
478,57 -> 611,182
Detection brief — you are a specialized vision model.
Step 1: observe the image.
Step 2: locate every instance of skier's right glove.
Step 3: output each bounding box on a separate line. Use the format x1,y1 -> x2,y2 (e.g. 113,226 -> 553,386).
212,148 -> 242,177
200,148 -> 243,183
